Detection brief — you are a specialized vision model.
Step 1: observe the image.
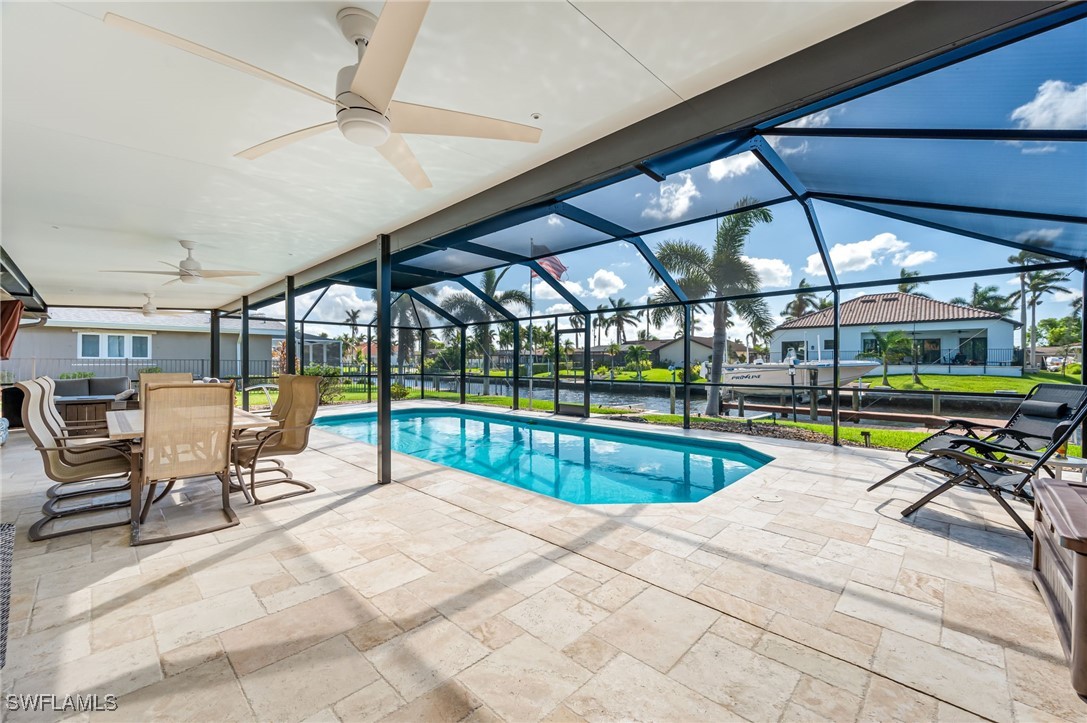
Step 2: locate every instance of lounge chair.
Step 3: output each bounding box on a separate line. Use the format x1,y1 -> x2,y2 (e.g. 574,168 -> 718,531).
232,375 -> 320,504
868,383 -> 1087,493
895,402 -> 1087,538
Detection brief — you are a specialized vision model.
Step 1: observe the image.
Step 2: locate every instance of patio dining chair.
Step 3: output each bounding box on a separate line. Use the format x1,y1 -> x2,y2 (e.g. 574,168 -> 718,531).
868,383 -> 1087,493
16,379 -> 132,541
130,382 -> 238,545
232,375 -> 320,504
895,402 -> 1087,538
138,372 -> 193,406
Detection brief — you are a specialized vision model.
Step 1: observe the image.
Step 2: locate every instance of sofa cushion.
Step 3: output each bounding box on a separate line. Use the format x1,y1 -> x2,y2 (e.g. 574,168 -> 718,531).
53,378 -> 90,397
89,376 -> 132,396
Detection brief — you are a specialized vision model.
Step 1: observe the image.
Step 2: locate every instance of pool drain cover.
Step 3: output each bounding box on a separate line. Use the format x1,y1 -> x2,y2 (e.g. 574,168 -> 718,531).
754,493 -> 783,503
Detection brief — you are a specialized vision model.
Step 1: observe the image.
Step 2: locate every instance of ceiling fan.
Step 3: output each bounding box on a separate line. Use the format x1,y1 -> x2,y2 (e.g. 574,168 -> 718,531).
103,3 -> 543,190
126,293 -> 191,317
102,240 -> 261,285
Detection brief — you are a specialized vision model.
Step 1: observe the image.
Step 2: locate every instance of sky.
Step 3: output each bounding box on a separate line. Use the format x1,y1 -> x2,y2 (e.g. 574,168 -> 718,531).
269,17 -> 1086,345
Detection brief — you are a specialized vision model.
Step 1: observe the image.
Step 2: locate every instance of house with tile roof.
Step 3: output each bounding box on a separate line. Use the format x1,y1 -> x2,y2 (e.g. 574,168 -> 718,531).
768,292 -> 1021,372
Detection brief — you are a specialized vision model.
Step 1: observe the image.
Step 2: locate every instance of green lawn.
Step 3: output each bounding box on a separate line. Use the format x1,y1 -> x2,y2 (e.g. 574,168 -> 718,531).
869,370 -> 1079,394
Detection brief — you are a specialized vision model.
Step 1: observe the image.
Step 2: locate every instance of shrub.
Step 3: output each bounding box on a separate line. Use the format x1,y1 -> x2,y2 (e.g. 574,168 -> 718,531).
1065,363 -> 1082,376
390,382 -> 410,400
594,365 -> 610,377
302,364 -> 344,405
137,366 -> 163,374
59,372 -> 95,379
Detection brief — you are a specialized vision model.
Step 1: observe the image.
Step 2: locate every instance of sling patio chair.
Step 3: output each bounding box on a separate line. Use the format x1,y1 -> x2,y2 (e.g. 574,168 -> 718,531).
232,375 -> 320,505
868,383 -> 1087,493
895,403 -> 1087,538
138,371 -> 192,406
130,381 -> 238,545
16,379 -> 132,541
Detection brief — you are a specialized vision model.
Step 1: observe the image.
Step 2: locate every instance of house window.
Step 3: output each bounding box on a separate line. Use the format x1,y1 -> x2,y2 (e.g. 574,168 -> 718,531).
823,339 -> 836,351
781,341 -> 805,361
77,333 -> 152,359
862,338 -> 879,355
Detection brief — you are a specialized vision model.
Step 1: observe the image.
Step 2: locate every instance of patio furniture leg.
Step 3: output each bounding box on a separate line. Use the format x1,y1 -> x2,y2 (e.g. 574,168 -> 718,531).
868,458 -> 927,491
985,487 -> 1034,539
140,482 -> 158,524
246,458 -> 316,505
900,472 -> 970,518
132,473 -> 239,546
46,477 -> 129,500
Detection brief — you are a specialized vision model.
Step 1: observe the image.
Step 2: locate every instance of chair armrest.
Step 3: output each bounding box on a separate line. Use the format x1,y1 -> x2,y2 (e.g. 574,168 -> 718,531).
930,439 -> 1041,467
942,418 -> 995,430
36,442 -> 131,461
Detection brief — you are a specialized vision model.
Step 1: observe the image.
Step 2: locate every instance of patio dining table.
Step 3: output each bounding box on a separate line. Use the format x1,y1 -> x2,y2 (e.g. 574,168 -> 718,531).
105,408 -> 276,440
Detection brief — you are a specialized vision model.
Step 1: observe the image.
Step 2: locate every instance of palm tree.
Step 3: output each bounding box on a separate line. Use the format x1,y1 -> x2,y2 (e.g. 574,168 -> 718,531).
440,269 -> 530,393
369,293 -> 427,372
949,283 -> 1016,315
606,297 -> 638,344
625,344 -> 650,380
652,198 -> 774,414
897,269 -> 929,297
1008,250 -> 1049,368
344,308 -> 362,339
594,304 -> 609,347
865,329 -> 913,386
781,279 -> 819,320
1073,295 -> 1083,322
561,339 -> 575,375
1010,269 -> 1071,369
606,343 -> 622,380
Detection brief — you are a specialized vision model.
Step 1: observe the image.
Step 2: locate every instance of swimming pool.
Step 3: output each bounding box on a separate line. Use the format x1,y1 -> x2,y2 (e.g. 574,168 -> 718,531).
318,409 -> 772,505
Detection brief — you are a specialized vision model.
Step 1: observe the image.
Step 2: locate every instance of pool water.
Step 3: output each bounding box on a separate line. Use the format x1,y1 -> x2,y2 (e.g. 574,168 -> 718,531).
318,409 -> 772,505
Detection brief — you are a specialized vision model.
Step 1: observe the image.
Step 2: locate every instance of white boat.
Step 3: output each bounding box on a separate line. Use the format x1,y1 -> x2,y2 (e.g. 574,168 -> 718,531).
716,359 -> 879,390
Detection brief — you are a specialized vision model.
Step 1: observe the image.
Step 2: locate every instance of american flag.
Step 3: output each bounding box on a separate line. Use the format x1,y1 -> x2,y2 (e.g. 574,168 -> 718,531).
530,244 -> 567,280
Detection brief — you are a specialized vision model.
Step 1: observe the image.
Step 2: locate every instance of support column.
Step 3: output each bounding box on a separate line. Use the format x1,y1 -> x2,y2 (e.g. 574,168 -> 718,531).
1081,266 -> 1086,444
512,321 -> 521,410
241,296 -> 251,410
376,234 -> 393,485
683,305 -> 691,430
460,328 -> 467,404
209,310 -> 221,379
285,276 -> 297,375
583,313 -> 591,416
366,324 -> 373,404
553,317 -> 560,412
419,331 -> 427,399
832,288 -> 841,446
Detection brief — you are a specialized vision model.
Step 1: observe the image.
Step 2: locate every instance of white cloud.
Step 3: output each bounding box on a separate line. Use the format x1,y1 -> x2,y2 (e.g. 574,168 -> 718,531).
546,214 -> 564,227
708,152 -> 759,181
780,109 -> 835,129
893,250 -> 937,267
1011,80 -> 1087,130
1014,227 -> 1063,243
1054,289 -> 1082,303
271,284 -> 377,327
741,256 -> 793,288
543,303 -> 574,316
804,232 -> 935,276
588,269 -> 626,299
528,279 -> 585,301
642,172 -> 699,221
1020,143 -> 1058,154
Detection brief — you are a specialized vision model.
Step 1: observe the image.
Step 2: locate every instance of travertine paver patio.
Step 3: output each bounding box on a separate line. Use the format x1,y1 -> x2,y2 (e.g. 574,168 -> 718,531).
1,402 -> 1083,722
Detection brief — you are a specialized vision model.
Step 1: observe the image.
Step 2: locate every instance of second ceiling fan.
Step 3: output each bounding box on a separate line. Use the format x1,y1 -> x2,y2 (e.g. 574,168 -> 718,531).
104,2 -> 542,190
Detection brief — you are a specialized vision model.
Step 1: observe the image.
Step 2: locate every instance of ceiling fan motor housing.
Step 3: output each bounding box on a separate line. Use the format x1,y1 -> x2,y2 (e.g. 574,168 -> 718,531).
335,65 -> 391,147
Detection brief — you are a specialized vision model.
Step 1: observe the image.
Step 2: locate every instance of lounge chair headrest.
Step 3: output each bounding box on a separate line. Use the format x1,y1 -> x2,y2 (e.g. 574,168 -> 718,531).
1021,400 -> 1068,418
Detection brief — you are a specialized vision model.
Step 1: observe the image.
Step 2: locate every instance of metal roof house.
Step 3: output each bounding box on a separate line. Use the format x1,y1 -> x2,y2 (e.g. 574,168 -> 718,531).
769,292 -> 1022,373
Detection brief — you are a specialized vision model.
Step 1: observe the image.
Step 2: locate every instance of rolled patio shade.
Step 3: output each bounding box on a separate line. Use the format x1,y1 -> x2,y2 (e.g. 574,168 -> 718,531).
0,300 -> 24,361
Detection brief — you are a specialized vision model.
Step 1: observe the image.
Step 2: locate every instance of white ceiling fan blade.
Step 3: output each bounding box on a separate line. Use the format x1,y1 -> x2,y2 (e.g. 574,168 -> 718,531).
198,270 -> 263,278
236,122 -> 338,160
376,134 -> 432,190
389,101 -> 541,143
161,278 -> 184,286
102,270 -> 183,276
103,13 -> 337,107
350,1 -> 430,113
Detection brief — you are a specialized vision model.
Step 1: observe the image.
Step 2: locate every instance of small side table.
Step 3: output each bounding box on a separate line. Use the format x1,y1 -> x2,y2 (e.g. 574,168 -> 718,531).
1043,455 -> 1087,485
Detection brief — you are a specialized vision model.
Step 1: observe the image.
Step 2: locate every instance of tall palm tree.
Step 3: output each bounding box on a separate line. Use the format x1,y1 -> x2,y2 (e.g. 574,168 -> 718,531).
625,345 -> 650,380
344,308 -> 362,339
606,343 -> 622,380
440,269 -> 529,393
1008,250 -> 1049,368
652,198 -> 774,414
781,279 -> 819,320
1010,269 -> 1071,369
897,269 -> 929,297
1073,295 -> 1083,322
949,283 -> 1016,315
606,297 -> 638,344
865,329 -> 913,387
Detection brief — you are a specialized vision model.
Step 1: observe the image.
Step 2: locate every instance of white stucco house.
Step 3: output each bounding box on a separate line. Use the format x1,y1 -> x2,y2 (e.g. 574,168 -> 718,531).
769,292 -> 1022,375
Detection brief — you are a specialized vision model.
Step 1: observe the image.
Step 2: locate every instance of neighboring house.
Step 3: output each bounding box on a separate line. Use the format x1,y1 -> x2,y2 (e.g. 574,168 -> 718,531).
586,336 -> 748,368
5,308 -> 286,381
769,292 -> 1021,371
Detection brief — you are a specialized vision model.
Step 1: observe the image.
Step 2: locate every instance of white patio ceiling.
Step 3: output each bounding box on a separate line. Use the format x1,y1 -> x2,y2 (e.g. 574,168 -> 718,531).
2,1 -> 899,310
